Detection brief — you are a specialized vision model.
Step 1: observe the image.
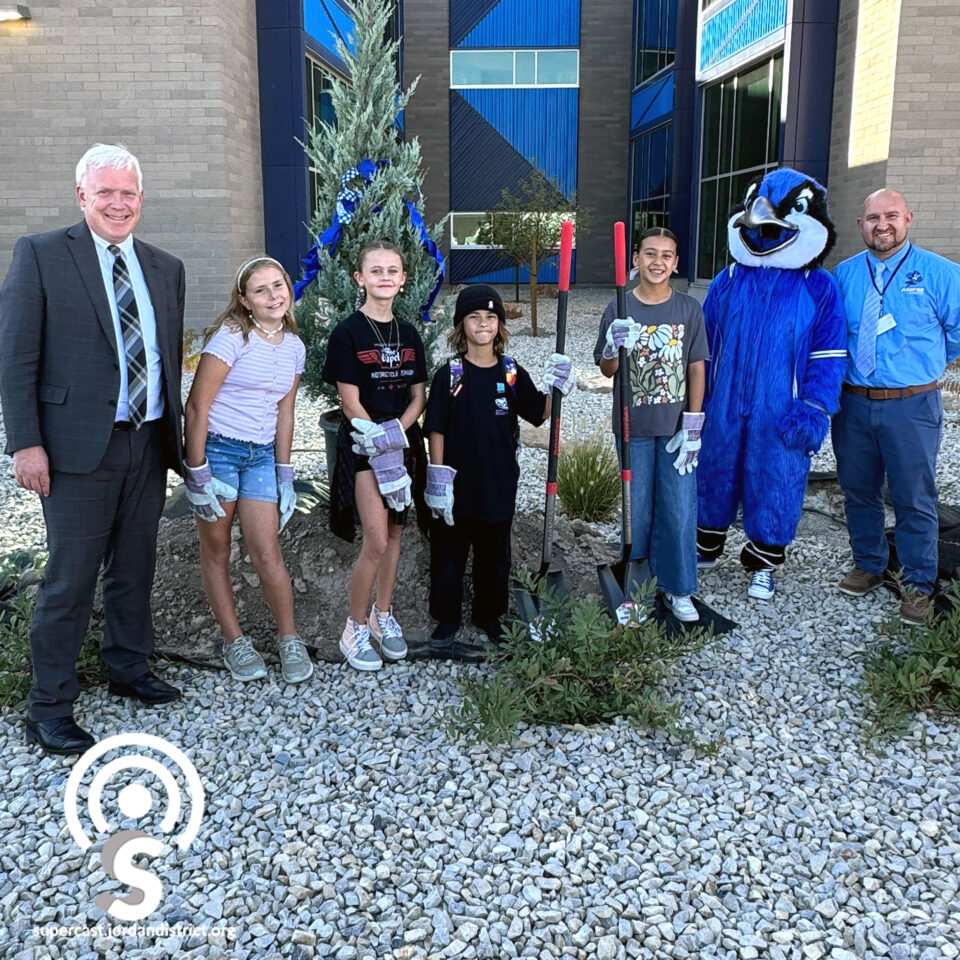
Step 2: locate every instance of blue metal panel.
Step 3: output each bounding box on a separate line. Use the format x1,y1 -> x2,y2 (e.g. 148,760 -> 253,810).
304,0 -> 355,61
630,70 -> 674,135
257,0 -> 311,281
450,0 -> 503,47
459,88 -> 578,195
699,0 -> 787,74
450,93 -> 544,211
457,0 -> 580,47
449,250 -> 576,284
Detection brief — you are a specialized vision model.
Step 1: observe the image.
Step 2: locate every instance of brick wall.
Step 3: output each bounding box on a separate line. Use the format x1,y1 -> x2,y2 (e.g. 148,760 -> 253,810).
575,0 -> 634,283
826,0 -> 895,264
401,1 -> 450,252
0,2 -> 263,335
827,0 -> 959,266
886,0 -> 960,263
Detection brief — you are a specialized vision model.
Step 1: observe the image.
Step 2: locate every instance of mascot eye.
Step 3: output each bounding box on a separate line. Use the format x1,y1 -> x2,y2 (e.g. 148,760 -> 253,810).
793,197 -> 809,214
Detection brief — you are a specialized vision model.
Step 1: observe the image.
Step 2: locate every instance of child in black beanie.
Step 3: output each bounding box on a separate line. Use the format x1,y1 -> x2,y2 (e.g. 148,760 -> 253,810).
422,284 -> 574,656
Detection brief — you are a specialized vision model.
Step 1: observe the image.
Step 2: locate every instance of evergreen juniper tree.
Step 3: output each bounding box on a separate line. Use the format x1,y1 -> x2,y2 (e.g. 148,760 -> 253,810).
296,0 -> 446,404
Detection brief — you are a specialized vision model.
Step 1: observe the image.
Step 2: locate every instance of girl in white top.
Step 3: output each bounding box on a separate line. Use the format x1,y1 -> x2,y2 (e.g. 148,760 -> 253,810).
184,257 -> 313,685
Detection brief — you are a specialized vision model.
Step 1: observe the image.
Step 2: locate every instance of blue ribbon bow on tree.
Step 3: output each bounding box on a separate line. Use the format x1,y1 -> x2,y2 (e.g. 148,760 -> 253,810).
293,158 -> 445,323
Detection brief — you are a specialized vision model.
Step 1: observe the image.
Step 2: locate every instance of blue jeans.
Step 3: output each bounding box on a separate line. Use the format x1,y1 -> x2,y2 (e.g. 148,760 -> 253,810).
617,435 -> 698,596
205,432 -> 277,503
832,390 -> 942,594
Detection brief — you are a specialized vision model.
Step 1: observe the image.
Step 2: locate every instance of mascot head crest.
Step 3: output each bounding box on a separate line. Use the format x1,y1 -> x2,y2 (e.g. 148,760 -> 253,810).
727,167 -> 836,270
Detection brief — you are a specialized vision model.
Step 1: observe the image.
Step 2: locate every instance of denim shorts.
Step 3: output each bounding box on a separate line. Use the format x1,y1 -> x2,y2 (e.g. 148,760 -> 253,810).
205,432 -> 277,503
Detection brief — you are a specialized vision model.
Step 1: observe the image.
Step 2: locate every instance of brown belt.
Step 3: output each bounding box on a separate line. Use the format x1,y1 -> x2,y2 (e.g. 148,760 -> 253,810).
842,381 -> 939,401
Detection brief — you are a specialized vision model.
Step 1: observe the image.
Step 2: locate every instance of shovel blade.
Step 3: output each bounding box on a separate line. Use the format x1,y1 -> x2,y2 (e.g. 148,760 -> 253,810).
544,569 -> 567,601
623,559 -> 653,602
512,580 -> 542,624
597,562 -> 627,615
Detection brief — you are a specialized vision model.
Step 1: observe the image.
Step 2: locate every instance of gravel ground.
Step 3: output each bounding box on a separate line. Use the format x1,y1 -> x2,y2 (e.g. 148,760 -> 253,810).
1,286 -> 959,960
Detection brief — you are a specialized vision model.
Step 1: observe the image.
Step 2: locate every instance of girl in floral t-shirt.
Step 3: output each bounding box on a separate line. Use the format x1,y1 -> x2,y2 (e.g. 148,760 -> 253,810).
593,228 -> 708,622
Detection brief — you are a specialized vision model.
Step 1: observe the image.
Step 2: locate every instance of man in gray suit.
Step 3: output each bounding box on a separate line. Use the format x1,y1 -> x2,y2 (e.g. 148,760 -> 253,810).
0,143 -> 185,755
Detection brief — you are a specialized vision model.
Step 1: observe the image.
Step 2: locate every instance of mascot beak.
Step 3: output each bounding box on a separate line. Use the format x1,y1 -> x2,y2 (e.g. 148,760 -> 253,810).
733,195 -> 791,230
733,194 -> 798,256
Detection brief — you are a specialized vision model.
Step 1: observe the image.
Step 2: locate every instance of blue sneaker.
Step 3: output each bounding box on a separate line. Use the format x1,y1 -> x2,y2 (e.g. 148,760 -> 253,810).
748,569 -> 775,600
697,554 -> 718,570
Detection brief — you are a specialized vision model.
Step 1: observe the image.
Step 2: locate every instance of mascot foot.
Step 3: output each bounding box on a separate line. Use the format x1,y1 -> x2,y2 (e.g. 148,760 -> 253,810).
748,570 -> 775,600
697,526 -> 728,567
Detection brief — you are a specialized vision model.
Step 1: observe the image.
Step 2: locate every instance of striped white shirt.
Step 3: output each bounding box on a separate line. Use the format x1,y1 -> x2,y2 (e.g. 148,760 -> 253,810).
203,325 -> 305,445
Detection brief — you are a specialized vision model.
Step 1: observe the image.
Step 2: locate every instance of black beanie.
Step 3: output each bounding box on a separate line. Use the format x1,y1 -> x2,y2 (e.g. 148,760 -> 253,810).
454,284 -> 505,326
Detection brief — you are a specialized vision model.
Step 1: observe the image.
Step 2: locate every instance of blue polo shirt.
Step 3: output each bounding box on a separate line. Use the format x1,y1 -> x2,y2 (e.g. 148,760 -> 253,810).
833,243 -> 960,388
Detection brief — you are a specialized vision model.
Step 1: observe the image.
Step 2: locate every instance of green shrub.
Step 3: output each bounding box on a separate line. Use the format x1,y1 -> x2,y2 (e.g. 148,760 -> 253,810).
556,435 -> 620,523
860,590 -> 960,739
448,574 -> 719,748
0,554 -> 105,712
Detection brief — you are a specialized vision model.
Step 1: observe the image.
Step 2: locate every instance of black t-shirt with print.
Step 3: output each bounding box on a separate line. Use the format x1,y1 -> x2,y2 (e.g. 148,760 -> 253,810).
322,311 -> 427,418
424,356 -> 546,523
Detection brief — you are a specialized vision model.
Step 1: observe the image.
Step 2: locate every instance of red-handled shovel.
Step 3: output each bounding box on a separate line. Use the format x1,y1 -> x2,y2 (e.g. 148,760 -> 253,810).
514,220 -> 574,624
597,222 -> 652,621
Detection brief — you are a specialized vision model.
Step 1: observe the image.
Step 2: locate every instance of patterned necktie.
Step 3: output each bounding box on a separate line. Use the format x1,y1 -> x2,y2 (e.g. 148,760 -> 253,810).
108,245 -> 147,427
855,261 -> 886,378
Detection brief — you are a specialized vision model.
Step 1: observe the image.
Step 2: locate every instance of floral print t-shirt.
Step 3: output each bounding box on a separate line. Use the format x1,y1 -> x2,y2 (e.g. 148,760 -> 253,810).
593,289 -> 708,438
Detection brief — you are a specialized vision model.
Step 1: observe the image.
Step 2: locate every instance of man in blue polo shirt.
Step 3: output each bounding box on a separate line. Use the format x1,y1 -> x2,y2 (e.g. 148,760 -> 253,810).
832,189 -> 960,624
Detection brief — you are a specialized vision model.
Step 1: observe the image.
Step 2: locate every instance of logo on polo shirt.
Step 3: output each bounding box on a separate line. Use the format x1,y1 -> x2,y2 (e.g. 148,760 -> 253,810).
904,271 -> 923,288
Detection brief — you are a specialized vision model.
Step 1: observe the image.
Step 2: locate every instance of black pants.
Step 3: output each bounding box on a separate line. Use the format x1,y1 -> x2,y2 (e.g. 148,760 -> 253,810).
429,516 -> 512,626
28,422 -> 166,720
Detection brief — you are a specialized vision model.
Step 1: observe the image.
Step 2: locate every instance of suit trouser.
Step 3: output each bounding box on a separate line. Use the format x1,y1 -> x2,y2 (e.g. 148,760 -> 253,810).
832,390 -> 942,594
28,421 -> 167,720
429,516 -> 512,625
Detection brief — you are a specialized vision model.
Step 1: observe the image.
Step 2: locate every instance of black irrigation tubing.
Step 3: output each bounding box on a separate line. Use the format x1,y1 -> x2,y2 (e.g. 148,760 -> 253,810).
800,505 -> 848,527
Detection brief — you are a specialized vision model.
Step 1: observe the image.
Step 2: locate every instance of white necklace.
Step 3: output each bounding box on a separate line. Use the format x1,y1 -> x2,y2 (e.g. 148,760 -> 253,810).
251,316 -> 284,339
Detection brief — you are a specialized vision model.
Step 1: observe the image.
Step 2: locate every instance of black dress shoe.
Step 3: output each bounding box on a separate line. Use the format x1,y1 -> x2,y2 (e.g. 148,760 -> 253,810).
26,717 -> 96,756
474,618 -> 505,644
108,671 -> 181,704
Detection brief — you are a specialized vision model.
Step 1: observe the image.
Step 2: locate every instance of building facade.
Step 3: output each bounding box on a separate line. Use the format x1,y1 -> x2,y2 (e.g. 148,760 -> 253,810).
0,0 -> 957,330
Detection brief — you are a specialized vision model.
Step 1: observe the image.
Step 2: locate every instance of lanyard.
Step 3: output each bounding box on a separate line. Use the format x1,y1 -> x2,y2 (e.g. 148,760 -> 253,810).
866,244 -> 911,308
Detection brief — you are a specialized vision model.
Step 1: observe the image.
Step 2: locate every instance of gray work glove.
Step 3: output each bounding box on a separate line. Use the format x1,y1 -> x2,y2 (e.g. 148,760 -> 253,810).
350,417 -> 408,457
665,412 -> 705,475
276,463 -> 296,532
183,460 -> 237,522
424,463 -> 456,526
601,318 -> 643,360
541,353 -> 575,396
369,449 -> 413,512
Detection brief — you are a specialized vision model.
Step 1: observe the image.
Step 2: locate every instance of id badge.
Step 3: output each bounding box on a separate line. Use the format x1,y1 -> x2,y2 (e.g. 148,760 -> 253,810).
877,313 -> 896,335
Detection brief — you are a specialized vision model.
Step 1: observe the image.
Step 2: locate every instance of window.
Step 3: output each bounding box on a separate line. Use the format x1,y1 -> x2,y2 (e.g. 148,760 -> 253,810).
450,211 -> 578,249
635,0 -> 677,86
630,123 -> 673,244
450,213 -> 493,248
450,49 -> 580,88
306,56 -> 341,219
696,55 -> 782,279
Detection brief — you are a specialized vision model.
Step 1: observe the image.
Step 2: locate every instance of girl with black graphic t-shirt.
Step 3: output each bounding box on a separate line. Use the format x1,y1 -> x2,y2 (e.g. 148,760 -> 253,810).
321,241 -> 427,672
423,284 -> 574,655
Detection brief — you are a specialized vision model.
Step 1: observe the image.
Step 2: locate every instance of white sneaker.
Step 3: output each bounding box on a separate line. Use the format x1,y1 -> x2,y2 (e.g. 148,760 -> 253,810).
748,569 -> 775,600
369,603 -> 407,660
664,593 -> 699,622
223,635 -> 267,682
339,618 -> 382,671
278,634 -> 314,683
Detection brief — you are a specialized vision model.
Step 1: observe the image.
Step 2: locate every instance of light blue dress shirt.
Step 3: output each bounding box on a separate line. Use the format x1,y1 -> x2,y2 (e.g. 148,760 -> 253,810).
833,242 -> 960,388
90,232 -> 164,422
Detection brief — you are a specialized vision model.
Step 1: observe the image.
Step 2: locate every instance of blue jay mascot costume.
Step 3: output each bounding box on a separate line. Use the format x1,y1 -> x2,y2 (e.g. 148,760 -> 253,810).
696,168 -> 847,596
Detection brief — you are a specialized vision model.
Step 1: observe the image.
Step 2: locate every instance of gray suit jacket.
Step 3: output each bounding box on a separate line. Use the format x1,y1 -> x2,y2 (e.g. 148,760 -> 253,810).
0,221 -> 185,474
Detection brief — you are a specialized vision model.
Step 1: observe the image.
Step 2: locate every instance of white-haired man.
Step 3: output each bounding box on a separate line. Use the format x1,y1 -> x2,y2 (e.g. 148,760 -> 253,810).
0,143 -> 186,754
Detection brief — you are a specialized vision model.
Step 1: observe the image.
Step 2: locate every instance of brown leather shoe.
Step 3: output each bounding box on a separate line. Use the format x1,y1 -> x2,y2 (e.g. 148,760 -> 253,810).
899,592 -> 932,626
838,568 -> 884,597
